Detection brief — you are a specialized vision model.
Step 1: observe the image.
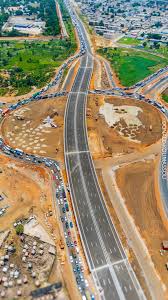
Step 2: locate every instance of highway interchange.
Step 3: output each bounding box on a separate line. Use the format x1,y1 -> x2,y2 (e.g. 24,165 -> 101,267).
0,0 -> 168,299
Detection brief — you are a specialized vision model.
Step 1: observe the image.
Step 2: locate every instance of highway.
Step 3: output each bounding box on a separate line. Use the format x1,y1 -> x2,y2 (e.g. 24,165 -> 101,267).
143,76 -> 168,97
144,76 -> 168,95
0,0 -> 166,298
64,1 -> 145,299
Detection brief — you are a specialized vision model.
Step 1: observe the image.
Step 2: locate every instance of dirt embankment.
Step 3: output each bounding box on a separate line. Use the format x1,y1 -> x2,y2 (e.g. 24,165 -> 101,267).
116,160 -> 168,293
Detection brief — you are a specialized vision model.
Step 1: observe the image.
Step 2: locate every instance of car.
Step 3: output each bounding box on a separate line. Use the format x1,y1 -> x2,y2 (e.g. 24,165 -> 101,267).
3,145 -> 10,151
68,231 -> 71,236
45,161 -> 51,167
74,240 -> 77,247
70,221 -> 73,228
62,207 -> 66,213
76,266 -> 80,272
76,277 -> 80,284
85,279 -> 88,287
80,266 -> 84,272
65,203 -> 69,211
3,150 -> 10,155
61,217 -> 64,222
25,156 -> 31,161
70,255 -> 73,262
65,222 -> 69,229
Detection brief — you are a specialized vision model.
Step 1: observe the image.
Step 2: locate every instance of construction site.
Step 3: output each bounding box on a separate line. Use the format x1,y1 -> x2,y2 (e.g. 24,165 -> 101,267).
0,154 -> 80,299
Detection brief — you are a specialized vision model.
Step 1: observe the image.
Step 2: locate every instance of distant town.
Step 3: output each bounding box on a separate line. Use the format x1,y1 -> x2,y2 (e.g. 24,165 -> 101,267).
0,0 -> 60,36
76,0 -> 168,44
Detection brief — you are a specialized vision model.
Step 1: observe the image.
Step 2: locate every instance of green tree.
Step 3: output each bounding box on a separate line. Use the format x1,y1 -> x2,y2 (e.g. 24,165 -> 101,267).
15,224 -> 24,235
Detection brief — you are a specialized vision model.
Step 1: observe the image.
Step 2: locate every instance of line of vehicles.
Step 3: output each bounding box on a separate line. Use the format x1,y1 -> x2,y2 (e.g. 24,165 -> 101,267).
0,0 -> 95,299
125,66 -> 168,90
2,0 -> 166,298
54,174 -> 90,295
1,91 -> 67,117
90,88 -> 168,116
0,136 -> 95,299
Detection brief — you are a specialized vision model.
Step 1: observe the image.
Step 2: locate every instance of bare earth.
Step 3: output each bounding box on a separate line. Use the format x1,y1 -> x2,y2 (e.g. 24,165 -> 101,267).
1,96 -> 67,163
115,160 -> 168,297
87,94 -> 162,159
0,153 -> 80,299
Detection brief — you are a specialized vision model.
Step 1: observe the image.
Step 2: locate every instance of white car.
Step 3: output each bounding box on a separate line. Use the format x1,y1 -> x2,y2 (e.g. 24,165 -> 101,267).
85,280 -> 89,287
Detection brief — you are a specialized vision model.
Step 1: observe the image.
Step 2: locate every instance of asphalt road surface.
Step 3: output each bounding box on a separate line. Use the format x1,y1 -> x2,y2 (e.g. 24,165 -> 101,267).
64,3 -> 146,300
143,76 -> 168,96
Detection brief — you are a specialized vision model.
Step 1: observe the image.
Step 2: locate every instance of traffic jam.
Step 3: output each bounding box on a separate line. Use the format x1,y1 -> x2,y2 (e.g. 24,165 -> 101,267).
0,136 -> 91,297
0,1 -> 95,299
89,88 -> 168,117
2,0 -> 167,298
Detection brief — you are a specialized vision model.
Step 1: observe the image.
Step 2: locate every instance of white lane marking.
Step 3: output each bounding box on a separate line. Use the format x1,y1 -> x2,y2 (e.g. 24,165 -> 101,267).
66,150 -> 89,155
102,279 -> 106,286
92,260 -> 127,272
108,277 -> 111,285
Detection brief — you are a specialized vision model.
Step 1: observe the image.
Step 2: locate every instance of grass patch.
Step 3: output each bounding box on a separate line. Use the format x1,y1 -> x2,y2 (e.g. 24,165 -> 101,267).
162,93 -> 168,103
0,39 -> 76,95
118,37 -> 168,58
97,47 -> 168,87
0,87 -> 8,96
118,37 -> 142,46
147,45 -> 168,58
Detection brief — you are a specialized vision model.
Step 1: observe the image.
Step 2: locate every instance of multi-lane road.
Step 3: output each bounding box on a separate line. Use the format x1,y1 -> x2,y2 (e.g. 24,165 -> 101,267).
0,0 -> 167,298
143,76 -> 168,98
64,1 -> 145,299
